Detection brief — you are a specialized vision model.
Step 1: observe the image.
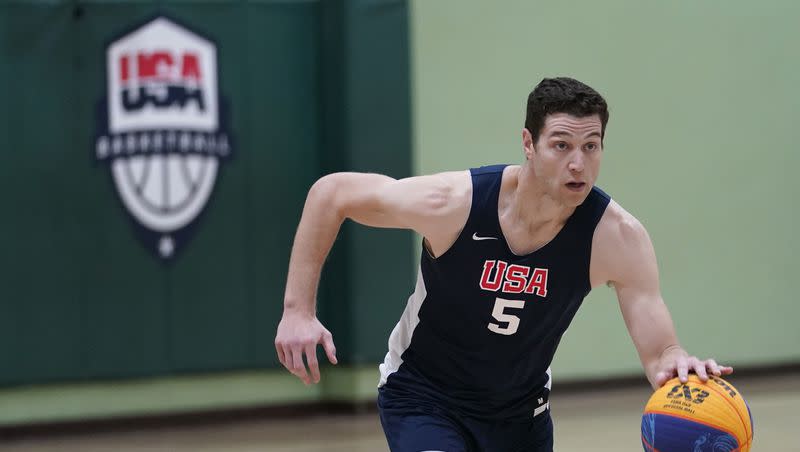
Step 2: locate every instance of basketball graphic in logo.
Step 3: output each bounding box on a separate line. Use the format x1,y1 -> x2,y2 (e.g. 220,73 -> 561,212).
94,16 -> 233,259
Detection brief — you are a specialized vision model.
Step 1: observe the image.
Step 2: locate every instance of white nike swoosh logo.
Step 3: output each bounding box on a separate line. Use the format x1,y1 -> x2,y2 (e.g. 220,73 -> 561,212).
472,232 -> 499,241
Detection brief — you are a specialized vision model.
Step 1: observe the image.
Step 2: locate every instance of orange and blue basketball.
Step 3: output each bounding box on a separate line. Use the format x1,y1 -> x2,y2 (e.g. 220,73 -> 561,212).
641,375 -> 753,451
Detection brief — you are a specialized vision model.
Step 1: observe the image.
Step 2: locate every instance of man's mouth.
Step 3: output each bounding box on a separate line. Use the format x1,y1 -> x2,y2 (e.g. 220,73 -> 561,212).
566,182 -> 586,191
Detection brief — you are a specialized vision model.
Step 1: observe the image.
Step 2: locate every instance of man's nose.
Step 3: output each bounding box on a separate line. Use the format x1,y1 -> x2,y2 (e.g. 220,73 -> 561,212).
568,152 -> 584,172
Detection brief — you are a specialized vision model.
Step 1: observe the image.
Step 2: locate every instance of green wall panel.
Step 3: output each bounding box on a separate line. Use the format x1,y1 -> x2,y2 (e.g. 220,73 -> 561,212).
0,0 -> 411,389
243,2 -> 323,368
0,3 -> 173,382
77,4 -> 176,380
317,0 -> 413,364
150,5 -> 253,373
345,0 -> 413,363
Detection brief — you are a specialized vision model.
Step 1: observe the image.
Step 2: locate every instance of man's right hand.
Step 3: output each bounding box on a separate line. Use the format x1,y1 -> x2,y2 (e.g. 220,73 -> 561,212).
275,310 -> 338,385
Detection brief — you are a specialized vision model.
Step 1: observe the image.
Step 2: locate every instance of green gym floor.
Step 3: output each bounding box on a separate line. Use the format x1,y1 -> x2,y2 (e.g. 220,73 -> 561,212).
2,372 -> 796,452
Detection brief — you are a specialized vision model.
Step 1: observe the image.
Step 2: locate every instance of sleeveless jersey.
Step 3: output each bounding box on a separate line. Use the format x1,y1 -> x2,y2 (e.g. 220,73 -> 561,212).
378,164 -> 611,421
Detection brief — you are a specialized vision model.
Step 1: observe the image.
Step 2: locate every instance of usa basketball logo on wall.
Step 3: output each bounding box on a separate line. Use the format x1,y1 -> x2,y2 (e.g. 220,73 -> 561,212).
94,16 -> 233,260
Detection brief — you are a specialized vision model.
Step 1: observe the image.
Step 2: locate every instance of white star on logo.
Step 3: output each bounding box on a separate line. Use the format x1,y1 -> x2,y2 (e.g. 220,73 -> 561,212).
159,236 -> 175,258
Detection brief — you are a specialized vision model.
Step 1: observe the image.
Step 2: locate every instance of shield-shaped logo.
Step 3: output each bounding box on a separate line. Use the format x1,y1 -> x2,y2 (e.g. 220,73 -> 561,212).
94,16 -> 233,260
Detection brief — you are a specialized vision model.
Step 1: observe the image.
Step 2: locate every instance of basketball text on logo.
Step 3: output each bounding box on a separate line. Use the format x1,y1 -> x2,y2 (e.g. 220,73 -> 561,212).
94,16 -> 233,260
479,260 -> 548,297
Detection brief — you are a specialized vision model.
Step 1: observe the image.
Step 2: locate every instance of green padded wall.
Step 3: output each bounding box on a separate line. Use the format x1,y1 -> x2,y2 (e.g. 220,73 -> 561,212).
0,0 -> 411,388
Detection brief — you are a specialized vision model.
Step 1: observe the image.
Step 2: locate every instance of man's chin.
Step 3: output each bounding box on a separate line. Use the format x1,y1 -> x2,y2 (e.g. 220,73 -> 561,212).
564,191 -> 590,207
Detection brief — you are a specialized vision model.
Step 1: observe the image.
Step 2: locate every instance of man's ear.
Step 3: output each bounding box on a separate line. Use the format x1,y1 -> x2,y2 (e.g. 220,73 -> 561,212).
522,128 -> 535,161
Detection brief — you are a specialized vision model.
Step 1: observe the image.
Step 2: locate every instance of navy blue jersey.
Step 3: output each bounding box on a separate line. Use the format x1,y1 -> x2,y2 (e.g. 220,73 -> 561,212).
379,164 -> 611,421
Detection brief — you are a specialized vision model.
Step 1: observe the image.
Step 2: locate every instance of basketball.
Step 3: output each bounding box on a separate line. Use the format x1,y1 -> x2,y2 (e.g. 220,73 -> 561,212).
641,375 -> 753,451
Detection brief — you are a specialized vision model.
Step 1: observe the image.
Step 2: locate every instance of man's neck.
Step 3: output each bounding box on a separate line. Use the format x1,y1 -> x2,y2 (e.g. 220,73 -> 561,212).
505,165 -> 576,232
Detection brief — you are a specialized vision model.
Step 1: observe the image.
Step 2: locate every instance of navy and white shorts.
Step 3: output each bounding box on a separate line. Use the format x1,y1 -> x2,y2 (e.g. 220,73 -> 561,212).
378,386 -> 553,452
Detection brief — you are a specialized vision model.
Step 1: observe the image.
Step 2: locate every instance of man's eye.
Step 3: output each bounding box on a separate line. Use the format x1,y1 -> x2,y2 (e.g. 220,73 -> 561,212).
586,143 -> 597,151
556,142 -> 568,150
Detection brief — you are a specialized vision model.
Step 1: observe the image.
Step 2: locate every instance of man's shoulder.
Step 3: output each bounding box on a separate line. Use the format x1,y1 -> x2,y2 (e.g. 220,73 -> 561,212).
429,169 -> 472,194
468,163 -> 521,180
595,200 -> 649,247
591,200 -> 655,287
470,163 -> 516,173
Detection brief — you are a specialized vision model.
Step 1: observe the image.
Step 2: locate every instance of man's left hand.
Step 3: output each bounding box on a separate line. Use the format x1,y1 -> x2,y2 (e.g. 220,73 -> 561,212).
653,346 -> 734,387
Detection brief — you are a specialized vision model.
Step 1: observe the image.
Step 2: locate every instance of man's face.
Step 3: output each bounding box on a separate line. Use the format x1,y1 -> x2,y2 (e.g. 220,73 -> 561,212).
523,113 -> 604,207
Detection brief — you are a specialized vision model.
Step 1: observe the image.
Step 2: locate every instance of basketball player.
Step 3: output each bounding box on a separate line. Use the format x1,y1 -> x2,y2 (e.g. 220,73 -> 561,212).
274,77 -> 733,451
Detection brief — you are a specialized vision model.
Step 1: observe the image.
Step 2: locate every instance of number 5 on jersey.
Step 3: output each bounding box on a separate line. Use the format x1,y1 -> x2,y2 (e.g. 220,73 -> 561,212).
488,297 -> 525,335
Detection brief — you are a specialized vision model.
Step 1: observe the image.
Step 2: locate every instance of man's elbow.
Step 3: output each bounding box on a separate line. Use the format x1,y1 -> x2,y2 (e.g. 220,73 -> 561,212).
309,172 -> 390,222
307,173 -> 349,220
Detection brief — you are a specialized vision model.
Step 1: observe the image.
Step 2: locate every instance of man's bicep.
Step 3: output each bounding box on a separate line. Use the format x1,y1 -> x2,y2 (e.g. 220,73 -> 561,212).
614,244 -> 661,338
610,220 -> 681,370
610,217 -> 674,336
325,171 -> 469,236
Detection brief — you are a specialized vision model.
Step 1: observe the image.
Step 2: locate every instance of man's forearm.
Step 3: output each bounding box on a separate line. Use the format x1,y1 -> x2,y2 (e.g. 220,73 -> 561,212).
283,177 -> 345,315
